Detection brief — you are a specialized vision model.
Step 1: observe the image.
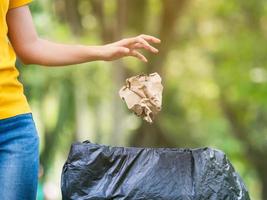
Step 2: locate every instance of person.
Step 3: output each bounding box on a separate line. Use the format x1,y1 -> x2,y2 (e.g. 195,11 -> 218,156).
0,0 -> 160,199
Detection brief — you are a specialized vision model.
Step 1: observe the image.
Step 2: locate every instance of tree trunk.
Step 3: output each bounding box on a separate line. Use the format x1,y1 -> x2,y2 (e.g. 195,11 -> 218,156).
130,118 -> 176,147
261,172 -> 267,200
130,0 -> 188,147
146,0 -> 187,74
64,0 -> 83,36
127,0 -> 148,33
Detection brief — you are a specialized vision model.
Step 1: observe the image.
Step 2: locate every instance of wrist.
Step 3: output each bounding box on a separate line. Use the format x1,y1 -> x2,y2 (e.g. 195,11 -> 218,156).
87,45 -> 105,61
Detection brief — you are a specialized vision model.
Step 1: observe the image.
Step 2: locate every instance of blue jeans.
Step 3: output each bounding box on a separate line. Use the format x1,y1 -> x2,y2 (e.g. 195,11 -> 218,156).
0,113 -> 39,200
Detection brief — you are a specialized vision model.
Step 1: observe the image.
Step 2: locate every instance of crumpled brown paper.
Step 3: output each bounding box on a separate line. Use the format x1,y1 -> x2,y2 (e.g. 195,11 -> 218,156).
119,72 -> 163,123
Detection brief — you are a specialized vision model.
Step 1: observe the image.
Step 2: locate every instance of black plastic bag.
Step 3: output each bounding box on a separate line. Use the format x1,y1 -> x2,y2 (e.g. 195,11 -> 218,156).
61,141 -> 250,200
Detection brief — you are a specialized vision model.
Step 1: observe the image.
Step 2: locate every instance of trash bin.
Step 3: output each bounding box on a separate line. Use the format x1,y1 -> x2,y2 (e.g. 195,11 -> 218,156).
61,141 -> 250,200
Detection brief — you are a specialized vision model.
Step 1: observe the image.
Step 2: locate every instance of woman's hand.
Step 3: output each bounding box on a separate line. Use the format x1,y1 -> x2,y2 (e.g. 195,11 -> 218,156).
99,35 -> 161,62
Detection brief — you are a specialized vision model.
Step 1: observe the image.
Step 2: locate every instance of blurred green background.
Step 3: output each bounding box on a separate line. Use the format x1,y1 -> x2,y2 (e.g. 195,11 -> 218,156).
19,0 -> 267,199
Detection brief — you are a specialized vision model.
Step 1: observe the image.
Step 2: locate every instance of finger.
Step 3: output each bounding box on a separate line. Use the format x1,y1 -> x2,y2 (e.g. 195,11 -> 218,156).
129,37 -> 158,53
117,37 -> 138,46
119,37 -> 150,48
117,36 -> 159,53
139,34 -> 161,43
133,43 -> 159,53
129,50 -> 148,62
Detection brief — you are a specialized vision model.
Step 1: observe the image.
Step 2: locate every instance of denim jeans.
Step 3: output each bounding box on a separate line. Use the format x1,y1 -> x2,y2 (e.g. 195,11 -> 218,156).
0,113 -> 39,200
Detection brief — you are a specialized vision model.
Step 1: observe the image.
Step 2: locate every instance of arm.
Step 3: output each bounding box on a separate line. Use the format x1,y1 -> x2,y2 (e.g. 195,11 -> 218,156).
7,6 -> 160,67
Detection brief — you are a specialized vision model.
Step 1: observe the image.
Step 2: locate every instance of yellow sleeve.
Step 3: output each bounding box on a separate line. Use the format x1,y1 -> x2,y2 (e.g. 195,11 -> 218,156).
9,0 -> 33,9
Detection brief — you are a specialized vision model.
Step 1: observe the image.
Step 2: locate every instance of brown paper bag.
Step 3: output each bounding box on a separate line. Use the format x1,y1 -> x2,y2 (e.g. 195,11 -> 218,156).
119,72 -> 163,123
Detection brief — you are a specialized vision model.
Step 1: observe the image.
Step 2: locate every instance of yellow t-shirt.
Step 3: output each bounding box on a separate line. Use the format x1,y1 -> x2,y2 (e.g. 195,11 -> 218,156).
0,0 -> 32,119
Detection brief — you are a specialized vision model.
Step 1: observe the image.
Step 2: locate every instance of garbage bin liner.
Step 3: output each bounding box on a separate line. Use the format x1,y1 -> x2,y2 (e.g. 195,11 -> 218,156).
61,141 -> 250,200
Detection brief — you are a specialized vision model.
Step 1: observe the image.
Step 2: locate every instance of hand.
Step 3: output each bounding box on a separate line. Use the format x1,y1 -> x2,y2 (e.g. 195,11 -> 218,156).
99,34 -> 161,62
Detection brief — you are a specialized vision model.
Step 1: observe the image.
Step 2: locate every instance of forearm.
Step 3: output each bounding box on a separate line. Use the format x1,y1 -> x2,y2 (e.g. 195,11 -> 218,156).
20,38 -> 103,66
7,6 -> 105,67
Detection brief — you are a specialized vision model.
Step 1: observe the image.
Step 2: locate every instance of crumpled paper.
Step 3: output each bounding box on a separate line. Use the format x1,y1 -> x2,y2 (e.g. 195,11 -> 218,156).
119,72 -> 163,123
